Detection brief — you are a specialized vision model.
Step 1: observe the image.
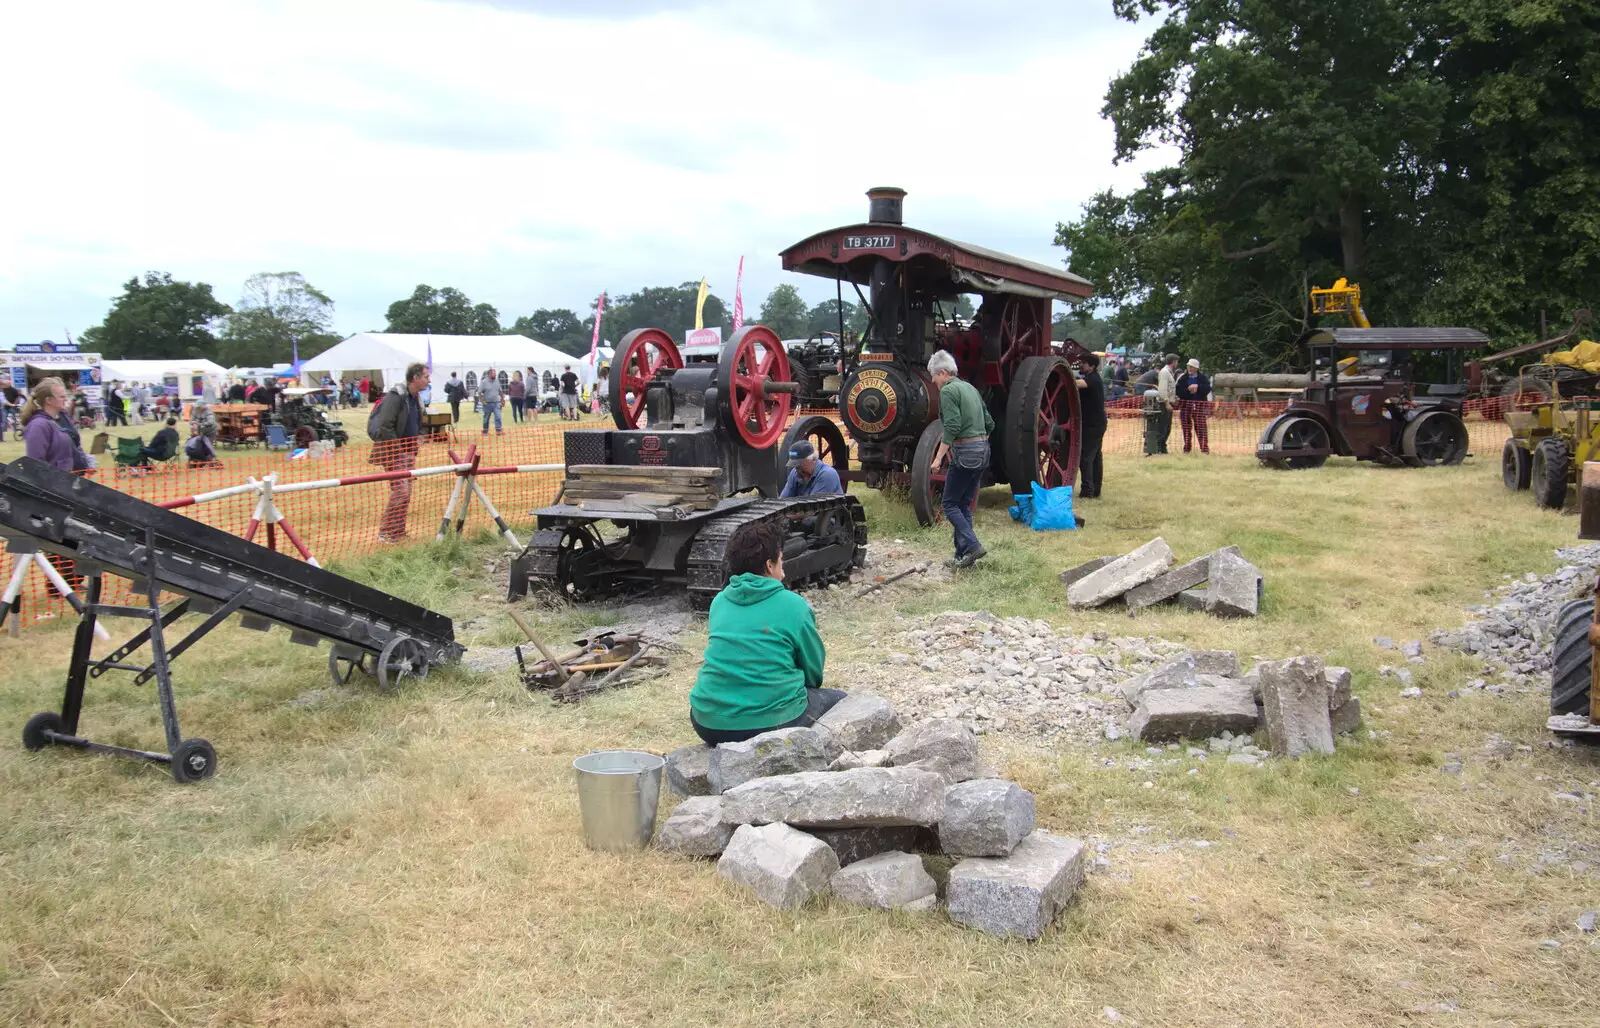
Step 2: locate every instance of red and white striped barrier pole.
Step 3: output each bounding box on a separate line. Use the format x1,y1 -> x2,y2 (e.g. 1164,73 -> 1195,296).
438,446 -> 522,549
241,473 -> 321,566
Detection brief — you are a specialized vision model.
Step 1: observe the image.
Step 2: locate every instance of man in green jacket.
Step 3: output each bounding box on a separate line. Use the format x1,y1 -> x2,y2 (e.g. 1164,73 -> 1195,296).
928,349 -> 993,568
688,519 -> 845,744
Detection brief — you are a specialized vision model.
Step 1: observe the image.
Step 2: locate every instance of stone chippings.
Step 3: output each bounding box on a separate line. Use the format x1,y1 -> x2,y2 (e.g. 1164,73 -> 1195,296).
656,796 -> 735,857
816,694 -> 901,751
716,823 -> 839,910
938,780 -> 1036,857
707,726 -> 842,794
946,831 -> 1087,940
830,851 -> 938,911
718,767 -> 947,829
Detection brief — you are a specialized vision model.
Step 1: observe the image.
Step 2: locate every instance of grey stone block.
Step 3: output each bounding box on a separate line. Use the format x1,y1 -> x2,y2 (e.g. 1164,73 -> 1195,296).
1240,663 -> 1263,703
1325,666 -> 1353,710
707,726 -> 842,794
1124,547 -> 1240,612
1192,650 -> 1242,677
1067,538 -> 1176,607
719,767 -> 947,828
666,743 -> 714,797
829,748 -> 889,771
1128,684 -> 1261,742
946,831 -> 1086,940
938,779 -> 1036,857
1178,588 -> 1207,611
716,823 -> 839,910
816,694 -> 902,751
884,717 -> 981,783
1059,555 -> 1118,589
830,851 -> 938,910
656,796 -> 735,857
1119,650 -> 1242,707
806,826 -> 926,866
1204,550 -> 1263,617
1258,656 -> 1335,757
1330,695 -> 1364,736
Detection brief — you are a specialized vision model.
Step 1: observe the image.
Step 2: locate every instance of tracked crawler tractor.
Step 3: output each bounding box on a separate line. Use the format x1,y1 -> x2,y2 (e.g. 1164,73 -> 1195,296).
506,328 -> 866,607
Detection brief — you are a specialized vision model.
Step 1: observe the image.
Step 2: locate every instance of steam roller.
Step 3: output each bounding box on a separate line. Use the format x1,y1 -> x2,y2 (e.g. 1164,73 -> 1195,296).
506,326 -> 867,608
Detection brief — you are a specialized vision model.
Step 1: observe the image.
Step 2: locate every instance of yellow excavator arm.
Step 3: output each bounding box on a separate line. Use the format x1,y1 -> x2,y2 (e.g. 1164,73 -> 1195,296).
1311,278 -> 1372,328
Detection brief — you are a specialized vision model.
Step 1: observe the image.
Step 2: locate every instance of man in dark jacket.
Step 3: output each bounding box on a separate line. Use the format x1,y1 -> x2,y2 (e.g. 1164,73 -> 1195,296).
140,417 -> 181,465
1075,353 -> 1107,498
1177,357 -> 1212,454
444,373 -> 464,422
372,363 -> 429,542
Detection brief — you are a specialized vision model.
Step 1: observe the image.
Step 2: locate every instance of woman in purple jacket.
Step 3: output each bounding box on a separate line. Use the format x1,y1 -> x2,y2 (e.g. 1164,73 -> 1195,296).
21,378 -> 74,471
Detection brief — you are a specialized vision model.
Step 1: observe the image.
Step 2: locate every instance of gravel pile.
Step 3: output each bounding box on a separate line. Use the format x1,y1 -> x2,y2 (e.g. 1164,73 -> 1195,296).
855,611 -> 1191,747
1432,543 -> 1600,689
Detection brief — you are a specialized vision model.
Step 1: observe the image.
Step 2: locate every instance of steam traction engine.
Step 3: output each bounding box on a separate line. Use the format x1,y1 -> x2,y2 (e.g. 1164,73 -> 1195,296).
778,188 -> 1096,524
506,328 -> 866,606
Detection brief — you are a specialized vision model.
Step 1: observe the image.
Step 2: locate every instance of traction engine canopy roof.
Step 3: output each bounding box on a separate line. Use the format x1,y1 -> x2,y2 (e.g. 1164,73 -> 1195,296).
1304,327 -> 1489,351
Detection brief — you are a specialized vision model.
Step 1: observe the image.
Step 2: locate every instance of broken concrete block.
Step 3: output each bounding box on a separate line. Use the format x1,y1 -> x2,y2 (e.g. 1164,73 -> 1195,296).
716,823 -> 838,910
806,826 -> 926,866
1059,555 -> 1117,589
830,851 -> 938,910
1178,588 -> 1207,611
1124,547 -> 1240,612
816,694 -> 902,751
1128,684 -> 1261,742
1204,550 -> 1263,617
1258,656 -> 1335,757
1325,666 -> 1353,710
946,831 -> 1086,940
666,743 -> 715,797
1067,538 -> 1175,607
1119,650 -> 1241,707
719,767 -> 947,828
1330,695 -> 1364,736
707,726 -> 843,794
938,779 -> 1036,857
884,718 -> 981,783
656,796 -> 735,857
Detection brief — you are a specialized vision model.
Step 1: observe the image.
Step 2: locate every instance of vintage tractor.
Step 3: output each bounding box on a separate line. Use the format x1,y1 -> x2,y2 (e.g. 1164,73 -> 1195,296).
1547,463 -> 1600,742
777,188 -> 1096,525
1502,398 -> 1600,509
1257,327 -> 1485,469
509,327 -> 866,607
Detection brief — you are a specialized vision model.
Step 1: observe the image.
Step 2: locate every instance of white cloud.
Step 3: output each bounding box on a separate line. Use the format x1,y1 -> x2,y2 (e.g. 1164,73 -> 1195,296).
0,0 -> 1170,344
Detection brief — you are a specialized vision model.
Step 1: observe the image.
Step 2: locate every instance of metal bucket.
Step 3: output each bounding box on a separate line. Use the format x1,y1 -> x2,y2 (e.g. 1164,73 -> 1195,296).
573,749 -> 666,852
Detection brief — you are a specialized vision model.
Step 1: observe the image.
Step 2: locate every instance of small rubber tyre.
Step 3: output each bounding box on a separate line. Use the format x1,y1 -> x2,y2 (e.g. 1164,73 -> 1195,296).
1531,436 -> 1571,510
1550,598 -> 1594,716
170,738 -> 217,784
1502,437 -> 1532,491
23,711 -> 64,751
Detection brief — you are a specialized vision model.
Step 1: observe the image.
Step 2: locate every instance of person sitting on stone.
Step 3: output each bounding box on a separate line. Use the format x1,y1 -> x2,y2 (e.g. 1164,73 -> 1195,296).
688,518 -> 845,745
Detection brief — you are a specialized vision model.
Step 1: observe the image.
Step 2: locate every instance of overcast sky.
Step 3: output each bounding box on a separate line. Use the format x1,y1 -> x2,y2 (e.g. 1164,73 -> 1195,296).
0,0 -> 1168,346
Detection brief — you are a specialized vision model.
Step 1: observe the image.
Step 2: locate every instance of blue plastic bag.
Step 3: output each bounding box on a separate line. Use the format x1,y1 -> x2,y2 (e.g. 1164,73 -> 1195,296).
1007,493 -> 1034,524
1026,481 -> 1077,531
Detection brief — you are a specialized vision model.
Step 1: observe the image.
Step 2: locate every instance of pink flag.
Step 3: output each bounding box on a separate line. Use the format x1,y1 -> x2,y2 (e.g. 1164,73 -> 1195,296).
589,292 -> 606,365
732,256 -> 745,332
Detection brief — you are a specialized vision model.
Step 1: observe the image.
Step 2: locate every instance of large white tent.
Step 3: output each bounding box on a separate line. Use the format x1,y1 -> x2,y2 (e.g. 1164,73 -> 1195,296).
300,334 -> 579,392
102,358 -> 229,401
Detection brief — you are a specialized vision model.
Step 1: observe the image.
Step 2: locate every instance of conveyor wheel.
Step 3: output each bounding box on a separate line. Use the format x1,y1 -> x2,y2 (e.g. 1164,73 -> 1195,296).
23,711 -> 64,751
377,636 -> 430,693
328,650 -> 376,686
171,738 -> 217,784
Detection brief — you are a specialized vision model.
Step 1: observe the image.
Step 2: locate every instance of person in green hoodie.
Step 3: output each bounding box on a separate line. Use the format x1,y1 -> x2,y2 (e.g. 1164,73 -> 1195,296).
688,519 -> 845,744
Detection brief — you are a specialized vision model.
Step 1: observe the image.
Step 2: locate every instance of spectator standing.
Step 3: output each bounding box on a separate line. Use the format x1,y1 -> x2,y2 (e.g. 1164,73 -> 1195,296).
1111,356 -> 1130,399
1177,358 -> 1212,454
1075,352 -> 1107,499
104,382 -> 127,427
478,368 -> 503,435
525,367 -> 541,421
371,362 -> 430,542
228,380 -> 246,402
1155,353 -> 1179,454
22,378 -> 76,470
508,371 -> 526,424
559,365 -> 580,421
130,382 -> 148,424
927,349 -> 992,569
444,373 -> 464,423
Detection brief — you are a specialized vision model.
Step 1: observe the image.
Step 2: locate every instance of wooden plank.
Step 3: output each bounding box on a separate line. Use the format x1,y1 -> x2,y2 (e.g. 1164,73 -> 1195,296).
567,465 -> 723,479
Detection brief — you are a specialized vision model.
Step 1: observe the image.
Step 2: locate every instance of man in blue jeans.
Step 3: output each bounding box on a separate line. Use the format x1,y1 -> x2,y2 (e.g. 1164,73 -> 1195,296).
927,349 -> 992,569
479,367 -> 503,435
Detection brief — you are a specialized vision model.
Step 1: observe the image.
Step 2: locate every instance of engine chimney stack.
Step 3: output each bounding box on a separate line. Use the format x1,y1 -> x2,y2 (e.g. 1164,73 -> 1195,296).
866,187 -> 906,226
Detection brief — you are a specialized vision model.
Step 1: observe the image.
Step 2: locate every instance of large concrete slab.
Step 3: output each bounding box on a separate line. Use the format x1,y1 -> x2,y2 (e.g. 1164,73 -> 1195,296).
1059,555 -> 1118,589
1125,547 -> 1241,612
1067,538 -> 1175,607
719,767 -> 947,829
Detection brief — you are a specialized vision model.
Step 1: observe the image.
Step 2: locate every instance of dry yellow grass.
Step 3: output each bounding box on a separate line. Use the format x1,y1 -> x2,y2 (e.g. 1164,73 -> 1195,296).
1,452 -> 1598,1027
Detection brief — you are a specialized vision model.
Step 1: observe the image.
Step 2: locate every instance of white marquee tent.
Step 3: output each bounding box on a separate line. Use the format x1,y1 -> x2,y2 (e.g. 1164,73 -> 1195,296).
102,358 -> 229,401
299,334 -> 580,392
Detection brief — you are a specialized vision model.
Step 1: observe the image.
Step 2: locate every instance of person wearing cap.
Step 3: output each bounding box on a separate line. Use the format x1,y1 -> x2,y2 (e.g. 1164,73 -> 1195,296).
779,439 -> 842,498
1155,353 -> 1179,454
1176,357 -> 1212,454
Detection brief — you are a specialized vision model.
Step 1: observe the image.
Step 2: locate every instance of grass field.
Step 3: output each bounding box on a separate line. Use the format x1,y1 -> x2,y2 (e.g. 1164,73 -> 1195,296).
2,451 -> 1598,1026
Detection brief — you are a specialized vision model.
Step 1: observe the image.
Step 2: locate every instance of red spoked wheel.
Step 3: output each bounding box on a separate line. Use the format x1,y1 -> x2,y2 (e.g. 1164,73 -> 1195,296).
718,326 -> 792,449
611,328 -> 684,429
983,296 -> 1048,384
1004,356 -> 1080,493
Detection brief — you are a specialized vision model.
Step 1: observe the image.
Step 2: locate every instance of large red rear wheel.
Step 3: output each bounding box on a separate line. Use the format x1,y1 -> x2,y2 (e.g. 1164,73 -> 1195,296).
718,326 -> 792,449
1004,356 -> 1080,493
611,328 -> 683,429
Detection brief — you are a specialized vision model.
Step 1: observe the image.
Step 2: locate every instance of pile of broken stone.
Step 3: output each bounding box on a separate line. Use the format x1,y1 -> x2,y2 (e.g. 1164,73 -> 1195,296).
1064,539 -> 1263,617
1120,650 -> 1363,752
658,696 -> 1082,940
